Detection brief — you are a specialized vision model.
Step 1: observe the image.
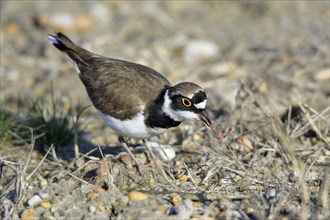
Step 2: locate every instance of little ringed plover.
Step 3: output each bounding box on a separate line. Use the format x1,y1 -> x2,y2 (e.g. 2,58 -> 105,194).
48,32 -> 230,170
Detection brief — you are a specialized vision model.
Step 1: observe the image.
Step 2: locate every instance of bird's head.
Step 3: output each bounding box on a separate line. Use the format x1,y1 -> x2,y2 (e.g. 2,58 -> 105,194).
162,82 -> 212,126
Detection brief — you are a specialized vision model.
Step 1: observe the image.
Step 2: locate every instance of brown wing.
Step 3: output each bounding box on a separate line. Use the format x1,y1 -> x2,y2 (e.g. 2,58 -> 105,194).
49,32 -> 171,120
78,57 -> 171,120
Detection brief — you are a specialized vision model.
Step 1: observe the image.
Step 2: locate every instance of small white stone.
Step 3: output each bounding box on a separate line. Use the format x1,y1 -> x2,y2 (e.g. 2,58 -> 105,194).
184,40 -> 219,63
27,195 -> 42,207
210,61 -> 235,75
39,193 -> 49,199
148,142 -> 176,162
89,206 -> 97,213
276,171 -> 286,178
50,13 -> 74,30
176,199 -> 194,219
314,68 -> 330,81
268,188 -> 277,198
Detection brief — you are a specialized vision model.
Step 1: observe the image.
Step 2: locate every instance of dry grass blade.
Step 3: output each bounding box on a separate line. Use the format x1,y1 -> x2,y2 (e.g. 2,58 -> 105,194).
290,105 -> 329,139
317,168 -> 329,219
271,115 -> 310,220
183,161 -> 198,188
61,168 -> 93,186
0,159 -> 21,220
249,93 -> 317,219
16,128 -> 36,206
299,103 -> 329,145
72,104 -> 92,159
26,144 -> 53,181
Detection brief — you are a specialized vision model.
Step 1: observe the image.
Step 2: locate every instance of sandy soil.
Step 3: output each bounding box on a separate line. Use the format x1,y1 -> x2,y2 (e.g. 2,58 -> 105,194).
1,1 -> 329,219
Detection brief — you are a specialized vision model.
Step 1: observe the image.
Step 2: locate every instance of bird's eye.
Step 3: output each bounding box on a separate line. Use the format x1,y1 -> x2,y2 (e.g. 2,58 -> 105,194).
181,98 -> 192,107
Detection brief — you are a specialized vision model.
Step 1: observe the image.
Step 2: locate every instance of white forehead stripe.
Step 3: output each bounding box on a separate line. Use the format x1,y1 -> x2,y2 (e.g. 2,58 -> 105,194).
185,89 -> 203,99
185,93 -> 194,99
194,99 -> 207,109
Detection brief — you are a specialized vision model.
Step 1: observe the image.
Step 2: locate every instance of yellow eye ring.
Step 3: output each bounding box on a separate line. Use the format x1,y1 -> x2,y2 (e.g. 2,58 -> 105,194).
181,98 -> 192,107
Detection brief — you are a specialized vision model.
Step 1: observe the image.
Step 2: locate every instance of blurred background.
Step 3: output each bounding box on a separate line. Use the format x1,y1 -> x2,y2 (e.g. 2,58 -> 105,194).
1,1 -> 328,111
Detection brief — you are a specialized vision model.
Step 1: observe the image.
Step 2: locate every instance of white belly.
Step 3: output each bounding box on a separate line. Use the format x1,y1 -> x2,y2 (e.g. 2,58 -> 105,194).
96,109 -> 169,138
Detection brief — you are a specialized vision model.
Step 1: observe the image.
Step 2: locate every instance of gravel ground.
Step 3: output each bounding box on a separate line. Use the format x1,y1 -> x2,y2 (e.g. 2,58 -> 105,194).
1,1 -> 329,220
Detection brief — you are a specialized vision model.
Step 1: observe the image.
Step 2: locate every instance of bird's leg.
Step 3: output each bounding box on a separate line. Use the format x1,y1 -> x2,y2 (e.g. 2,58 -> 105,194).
141,139 -> 158,161
118,136 -> 143,174
142,140 -> 170,168
142,140 -> 171,180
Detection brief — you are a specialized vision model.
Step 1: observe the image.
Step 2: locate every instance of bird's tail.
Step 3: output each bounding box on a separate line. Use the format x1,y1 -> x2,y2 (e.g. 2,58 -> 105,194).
48,32 -> 92,73
48,32 -> 81,53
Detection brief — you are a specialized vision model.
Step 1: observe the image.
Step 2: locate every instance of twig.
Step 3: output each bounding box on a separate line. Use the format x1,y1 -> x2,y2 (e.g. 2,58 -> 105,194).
317,168 -> 329,218
71,104 -> 92,159
61,168 -> 93,185
299,103 -> 329,145
26,144 -> 53,181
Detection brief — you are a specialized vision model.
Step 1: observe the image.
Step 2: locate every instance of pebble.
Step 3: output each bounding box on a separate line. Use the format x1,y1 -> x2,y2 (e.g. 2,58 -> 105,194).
84,163 -> 93,172
40,193 -> 49,199
148,142 -> 176,162
176,172 -> 188,182
210,61 -> 236,76
5,20 -> 20,35
191,214 -> 216,220
42,211 -> 52,219
34,12 -> 93,33
119,153 -> 133,167
75,157 -> 85,168
86,187 -> 106,200
39,179 -> 48,189
234,175 -> 242,182
182,138 -> 198,150
146,173 -> 156,188
157,205 -> 166,214
148,198 -> 158,206
265,187 -> 277,199
27,195 -> 42,207
128,191 -> 148,201
96,159 -> 110,176
275,170 -> 286,178
269,188 -> 277,197
314,68 -> 330,81
21,208 -> 36,220
229,135 -> 253,153
193,133 -> 203,142
170,193 -> 182,206
184,40 -> 219,63
257,81 -> 268,93
193,176 -> 202,185
218,199 -> 227,211
40,202 -> 52,209
89,206 -> 97,213
246,207 -> 255,214
96,205 -> 106,211
174,199 -> 194,219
